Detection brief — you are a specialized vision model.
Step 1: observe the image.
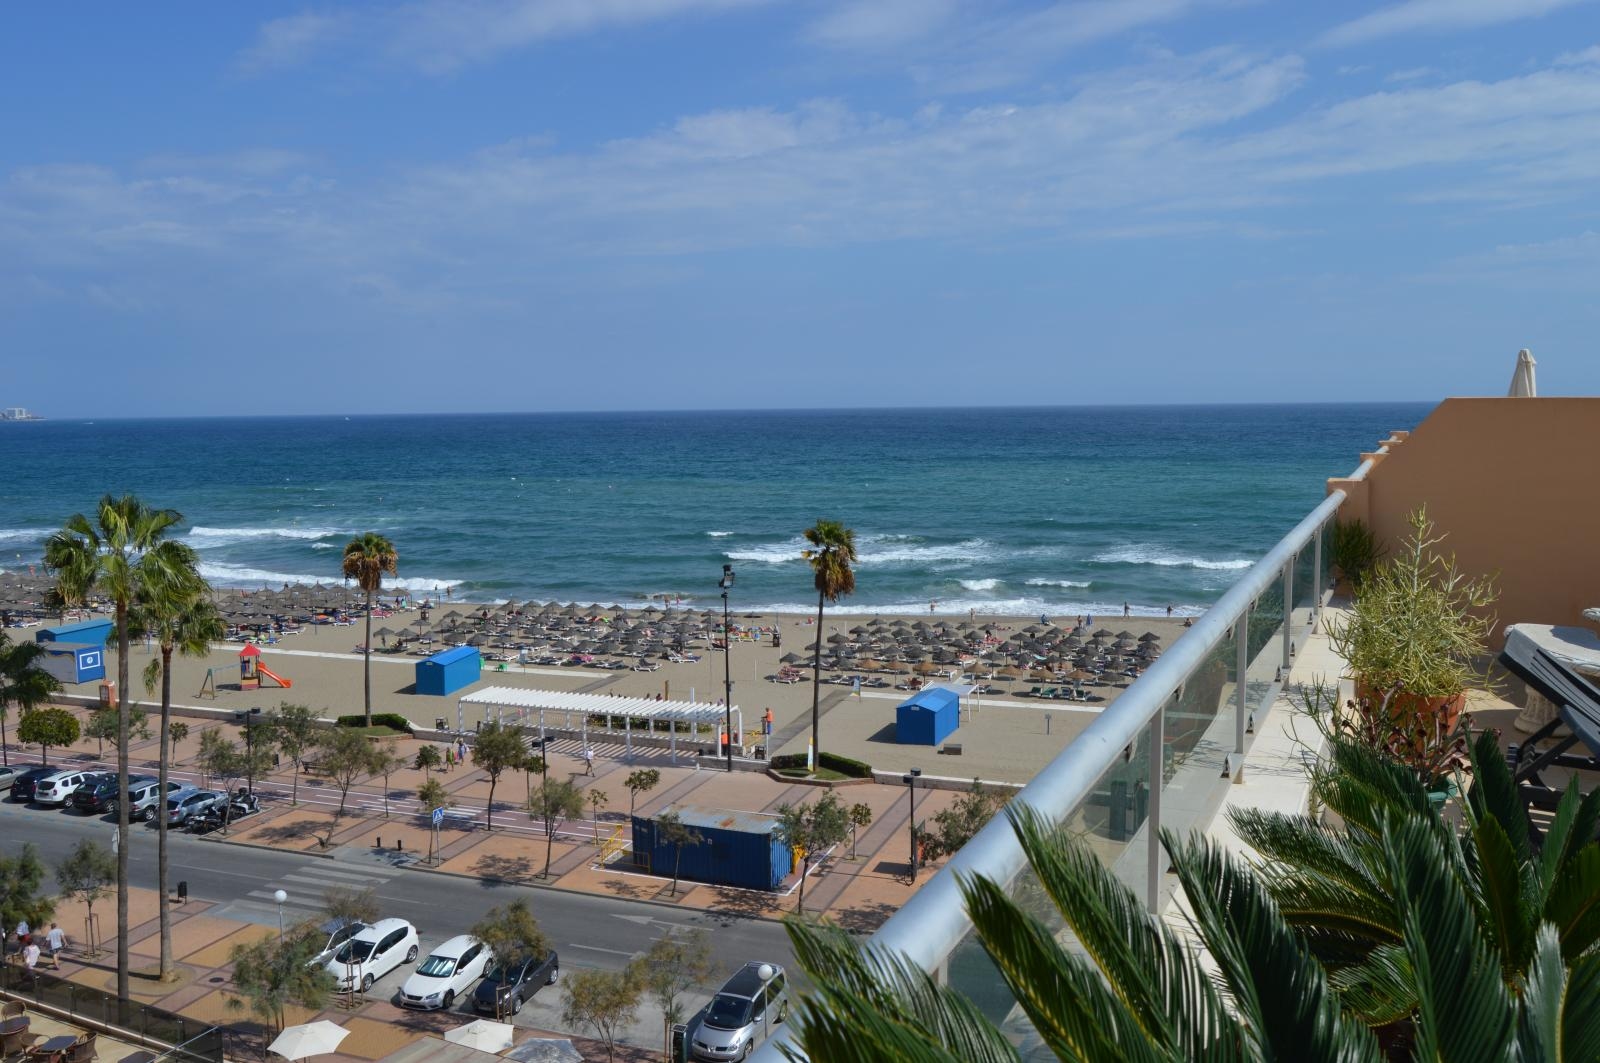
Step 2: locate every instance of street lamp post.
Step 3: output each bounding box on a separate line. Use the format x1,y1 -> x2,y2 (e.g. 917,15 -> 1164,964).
903,768 -> 922,879
273,889 -> 287,941
720,564 -> 735,772
236,706 -> 262,793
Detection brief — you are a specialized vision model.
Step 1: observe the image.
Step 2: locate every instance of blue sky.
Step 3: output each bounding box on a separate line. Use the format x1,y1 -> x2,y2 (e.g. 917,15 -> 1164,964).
2,1 -> 1597,416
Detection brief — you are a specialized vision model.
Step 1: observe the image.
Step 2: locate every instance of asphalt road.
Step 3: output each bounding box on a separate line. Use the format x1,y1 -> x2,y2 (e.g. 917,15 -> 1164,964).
0,793 -> 794,982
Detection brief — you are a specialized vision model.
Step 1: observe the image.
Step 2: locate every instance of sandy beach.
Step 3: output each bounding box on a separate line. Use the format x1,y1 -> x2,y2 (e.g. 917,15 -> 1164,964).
62,604 -> 1195,786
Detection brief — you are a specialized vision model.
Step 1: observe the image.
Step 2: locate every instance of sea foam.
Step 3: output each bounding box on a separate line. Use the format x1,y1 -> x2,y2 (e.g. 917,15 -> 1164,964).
1092,546 -> 1253,571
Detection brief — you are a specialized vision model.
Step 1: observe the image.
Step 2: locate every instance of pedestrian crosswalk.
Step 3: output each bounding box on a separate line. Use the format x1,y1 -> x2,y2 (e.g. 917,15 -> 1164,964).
244,863 -> 396,922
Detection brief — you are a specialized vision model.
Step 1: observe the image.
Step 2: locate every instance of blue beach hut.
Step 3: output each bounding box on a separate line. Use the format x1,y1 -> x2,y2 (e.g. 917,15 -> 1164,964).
632,806 -> 792,890
36,618 -> 113,646
415,646 -> 481,696
896,686 -> 960,746
38,643 -> 106,685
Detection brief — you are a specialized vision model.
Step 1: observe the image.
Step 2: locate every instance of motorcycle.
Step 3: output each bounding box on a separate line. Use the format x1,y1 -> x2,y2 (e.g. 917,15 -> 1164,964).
186,807 -> 224,834
229,789 -> 261,819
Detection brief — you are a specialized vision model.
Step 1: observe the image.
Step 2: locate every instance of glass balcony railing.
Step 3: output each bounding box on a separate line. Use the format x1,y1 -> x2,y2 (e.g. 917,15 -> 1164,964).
755,469 -> 1359,1061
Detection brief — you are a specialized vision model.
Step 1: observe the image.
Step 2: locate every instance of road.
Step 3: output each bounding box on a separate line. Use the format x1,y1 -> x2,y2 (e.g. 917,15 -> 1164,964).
0,796 -> 794,979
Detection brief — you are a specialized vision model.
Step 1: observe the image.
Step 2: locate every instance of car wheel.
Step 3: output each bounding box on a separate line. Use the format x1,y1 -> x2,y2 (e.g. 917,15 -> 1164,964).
547,964 -> 559,985
741,1042 -> 753,1061
361,973 -> 374,993
512,993 -> 524,1014
443,990 -> 455,1009
404,944 -> 418,963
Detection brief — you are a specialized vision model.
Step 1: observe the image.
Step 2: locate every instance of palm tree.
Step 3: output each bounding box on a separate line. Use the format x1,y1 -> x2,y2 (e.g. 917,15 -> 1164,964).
341,533 -> 398,728
802,520 -> 856,767
131,569 -> 219,982
44,493 -> 188,1001
0,633 -> 60,767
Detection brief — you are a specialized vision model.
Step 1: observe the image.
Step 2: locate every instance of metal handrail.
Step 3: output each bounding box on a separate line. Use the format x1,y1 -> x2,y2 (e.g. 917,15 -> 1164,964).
754,482 -> 1354,1061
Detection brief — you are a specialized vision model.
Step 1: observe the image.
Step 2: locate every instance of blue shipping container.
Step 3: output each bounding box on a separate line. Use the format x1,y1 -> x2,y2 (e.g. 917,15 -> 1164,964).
38,642 -> 106,685
896,686 -> 960,746
632,806 -> 793,891
37,618 -> 114,646
415,646 -> 481,696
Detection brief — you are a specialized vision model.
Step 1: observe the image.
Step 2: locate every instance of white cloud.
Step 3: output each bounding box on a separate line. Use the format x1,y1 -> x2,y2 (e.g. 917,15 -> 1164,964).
1319,0 -> 1595,48
806,0 -> 963,49
240,0 -> 769,75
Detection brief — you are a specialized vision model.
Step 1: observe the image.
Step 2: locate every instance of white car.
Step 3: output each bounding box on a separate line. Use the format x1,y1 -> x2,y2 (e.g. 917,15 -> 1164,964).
398,934 -> 490,1010
325,918 -> 419,993
33,769 -> 103,807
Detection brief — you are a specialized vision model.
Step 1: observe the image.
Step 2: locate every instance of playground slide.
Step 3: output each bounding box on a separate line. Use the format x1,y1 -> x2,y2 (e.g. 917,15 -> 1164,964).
257,664 -> 293,688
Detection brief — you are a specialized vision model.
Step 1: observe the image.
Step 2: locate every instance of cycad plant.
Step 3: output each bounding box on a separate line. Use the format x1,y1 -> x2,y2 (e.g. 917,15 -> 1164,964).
783,781 -> 1600,1061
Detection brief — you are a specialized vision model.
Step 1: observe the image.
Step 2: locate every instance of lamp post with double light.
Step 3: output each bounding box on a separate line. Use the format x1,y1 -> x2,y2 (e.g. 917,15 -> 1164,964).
903,768 -> 922,879
720,564 -> 735,771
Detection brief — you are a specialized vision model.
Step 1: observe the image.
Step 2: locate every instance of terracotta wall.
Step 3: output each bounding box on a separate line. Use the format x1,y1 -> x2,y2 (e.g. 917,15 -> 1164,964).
1327,397 -> 1600,645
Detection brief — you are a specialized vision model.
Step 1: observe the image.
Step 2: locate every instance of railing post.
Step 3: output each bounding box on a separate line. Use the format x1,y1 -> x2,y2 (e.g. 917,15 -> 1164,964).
1312,524 -> 1323,623
1282,557 -> 1295,670
1146,697 -> 1166,912
1235,609 -> 1249,759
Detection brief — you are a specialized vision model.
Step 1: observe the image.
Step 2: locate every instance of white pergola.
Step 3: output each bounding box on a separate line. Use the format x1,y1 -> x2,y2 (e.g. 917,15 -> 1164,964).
455,686 -> 743,762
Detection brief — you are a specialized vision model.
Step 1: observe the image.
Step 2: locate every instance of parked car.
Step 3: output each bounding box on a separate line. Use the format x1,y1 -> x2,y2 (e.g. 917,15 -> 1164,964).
9,766 -> 58,803
0,765 -> 22,793
124,778 -> 184,822
34,769 -> 106,807
326,918 -> 419,993
165,787 -> 226,826
689,962 -> 789,1062
308,920 -> 369,969
472,949 -> 560,1015
399,934 -> 489,1010
69,774 -> 127,814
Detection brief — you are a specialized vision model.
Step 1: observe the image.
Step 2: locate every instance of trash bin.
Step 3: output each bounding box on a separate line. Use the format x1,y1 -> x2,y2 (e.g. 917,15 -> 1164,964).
671,1024 -> 689,1063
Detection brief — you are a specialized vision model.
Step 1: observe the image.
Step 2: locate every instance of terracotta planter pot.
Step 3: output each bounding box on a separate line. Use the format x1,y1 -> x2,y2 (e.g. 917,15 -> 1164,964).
1355,681 -> 1466,730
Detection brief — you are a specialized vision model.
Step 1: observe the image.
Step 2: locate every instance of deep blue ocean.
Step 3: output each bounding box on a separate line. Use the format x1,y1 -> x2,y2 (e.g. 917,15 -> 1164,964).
0,405 -> 1426,617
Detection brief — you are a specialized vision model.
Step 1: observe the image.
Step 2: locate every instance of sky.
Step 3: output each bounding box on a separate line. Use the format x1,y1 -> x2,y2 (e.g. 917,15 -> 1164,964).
2,1 -> 1597,417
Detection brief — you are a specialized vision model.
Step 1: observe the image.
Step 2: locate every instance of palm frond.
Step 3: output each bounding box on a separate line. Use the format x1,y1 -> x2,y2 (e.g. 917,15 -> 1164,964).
1543,845 -> 1600,964
1516,924 -> 1600,1062
1162,829 -> 1383,1063
1470,812 -> 1538,983
1328,944 -> 1418,1027
1537,778 -> 1600,900
1465,729 -> 1531,865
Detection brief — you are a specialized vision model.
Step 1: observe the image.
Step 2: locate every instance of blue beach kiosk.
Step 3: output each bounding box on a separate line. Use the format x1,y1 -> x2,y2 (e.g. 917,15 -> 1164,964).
415,646 -> 481,696
38,643 -> 106,685
896,686 -> 961,746
36,618 -> 114,647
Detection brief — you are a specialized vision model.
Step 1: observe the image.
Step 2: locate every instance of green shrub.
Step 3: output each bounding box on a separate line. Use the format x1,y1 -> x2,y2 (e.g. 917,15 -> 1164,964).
336,713 -> 413,733
769,752 -> 872,778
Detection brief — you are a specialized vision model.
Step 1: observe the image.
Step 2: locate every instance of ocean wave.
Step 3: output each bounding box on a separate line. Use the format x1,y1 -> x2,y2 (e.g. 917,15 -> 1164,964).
187,525 -> 343,546
958,578 -> 1001,591
1092,546 -> 1253,571
705,531 -> 734,538
310,543 -> 336,550
1025,578 -> 1093,588
725,537 -> 806,564
0,528 -> 50,544
726,533 -> 998,567
199,561 -> 461,593
743,597 -> 1204,618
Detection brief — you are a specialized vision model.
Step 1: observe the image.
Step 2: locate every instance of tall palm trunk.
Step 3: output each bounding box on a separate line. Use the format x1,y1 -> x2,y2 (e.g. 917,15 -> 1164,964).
810,591 -> 825,766
363,590 -> 373,727
115,602 -> 131,1001
158,643 -> 173,979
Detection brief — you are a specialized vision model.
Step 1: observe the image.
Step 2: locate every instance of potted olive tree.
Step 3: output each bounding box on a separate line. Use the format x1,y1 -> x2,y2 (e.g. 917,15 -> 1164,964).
1326,507 -> 1496,743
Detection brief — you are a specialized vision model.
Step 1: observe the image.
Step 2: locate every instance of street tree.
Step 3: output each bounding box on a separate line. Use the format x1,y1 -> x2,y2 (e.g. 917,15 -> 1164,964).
316,726 -> 377,817
637,929 -> 714,1060
368,741 -> 406,818
848,802 -> 874,859
264,703 -> 319,805
0,633 -> 59,767
624,767 -> 660,814
46,492 -> 191,1002
55,839 -> 117,956
226,921 -> 337,1033
0,844 -> 55,945
196,731 -> 247,833
527,778 -> 584,879
470,722 -> 526,830
413,744 -> 442,776
655,810 -> 703,898
561,965 -> 642,1063
469,899 -> 552,1020
18,707 -> 79,765
775,791 -> 851,915
321,884 -> 379,932
417,779 -> 450,862
130,570 -> 218,981
588,788 -> 608,846
85,708 -> 119,756
919,780 -> 1011,863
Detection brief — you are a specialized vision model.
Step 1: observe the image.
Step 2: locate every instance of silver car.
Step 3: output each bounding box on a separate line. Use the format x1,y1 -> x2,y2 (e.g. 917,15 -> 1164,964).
690,963 -> 789,1061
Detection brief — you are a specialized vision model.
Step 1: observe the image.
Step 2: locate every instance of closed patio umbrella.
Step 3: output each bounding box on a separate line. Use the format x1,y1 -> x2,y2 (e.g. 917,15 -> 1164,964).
1508,347 -> 1537,397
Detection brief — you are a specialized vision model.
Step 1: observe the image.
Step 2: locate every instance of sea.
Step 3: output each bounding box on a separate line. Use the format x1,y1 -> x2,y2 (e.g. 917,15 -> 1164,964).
0,405 -> 1427,618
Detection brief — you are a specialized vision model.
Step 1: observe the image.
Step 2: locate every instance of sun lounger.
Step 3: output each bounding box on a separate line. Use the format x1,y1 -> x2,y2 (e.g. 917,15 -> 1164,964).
1499,635 -> 1600,818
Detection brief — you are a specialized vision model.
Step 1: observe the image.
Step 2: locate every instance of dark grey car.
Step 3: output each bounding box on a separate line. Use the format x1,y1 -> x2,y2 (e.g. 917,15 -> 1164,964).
471,951 -> 560,1015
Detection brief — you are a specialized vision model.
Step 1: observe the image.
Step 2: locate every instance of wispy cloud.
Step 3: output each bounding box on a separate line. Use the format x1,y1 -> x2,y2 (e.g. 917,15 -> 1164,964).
1319,0 -> 1595,48
240,0 -> 769,75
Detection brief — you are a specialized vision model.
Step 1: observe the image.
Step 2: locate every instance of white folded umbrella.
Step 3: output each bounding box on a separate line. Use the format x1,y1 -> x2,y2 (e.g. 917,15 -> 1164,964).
444,1019 -> 516,1053
1508,347 -> 1538,397
269,1019 -> 350,1060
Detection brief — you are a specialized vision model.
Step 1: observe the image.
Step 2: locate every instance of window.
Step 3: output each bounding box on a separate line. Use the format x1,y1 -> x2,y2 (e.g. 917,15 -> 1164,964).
417,955 -> 457,978
381,929 -> 406,954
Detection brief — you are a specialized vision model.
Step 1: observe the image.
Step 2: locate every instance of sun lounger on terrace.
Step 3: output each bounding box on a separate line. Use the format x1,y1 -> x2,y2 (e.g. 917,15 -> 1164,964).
1499,633 -> 1600,822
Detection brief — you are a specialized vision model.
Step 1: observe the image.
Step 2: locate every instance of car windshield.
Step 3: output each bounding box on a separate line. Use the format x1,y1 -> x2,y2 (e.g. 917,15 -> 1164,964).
416,954 -> 456,978
335,940 -> 375,964
705,994 -> 753,1030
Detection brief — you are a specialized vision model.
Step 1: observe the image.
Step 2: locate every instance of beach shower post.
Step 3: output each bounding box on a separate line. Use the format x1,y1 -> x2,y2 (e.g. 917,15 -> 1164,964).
720,564 -> 735,771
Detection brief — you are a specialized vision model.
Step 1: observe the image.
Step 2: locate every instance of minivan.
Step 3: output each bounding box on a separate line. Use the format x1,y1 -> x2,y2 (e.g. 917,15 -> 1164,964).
690,962 -> 789,1061
34,769 -> 104,807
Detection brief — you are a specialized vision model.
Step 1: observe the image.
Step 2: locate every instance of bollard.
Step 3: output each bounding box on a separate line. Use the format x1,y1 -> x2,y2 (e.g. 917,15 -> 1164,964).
376,836 -> 382,849
395,838 -> 403,851
176,880 -> 188,903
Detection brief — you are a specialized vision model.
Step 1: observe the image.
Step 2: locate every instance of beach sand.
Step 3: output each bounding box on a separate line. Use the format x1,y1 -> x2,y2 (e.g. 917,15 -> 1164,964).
87,607 -> 1194,786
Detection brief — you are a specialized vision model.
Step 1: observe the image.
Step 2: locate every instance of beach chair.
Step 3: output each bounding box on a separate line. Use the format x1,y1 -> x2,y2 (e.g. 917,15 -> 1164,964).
1498,638 -> 1600,823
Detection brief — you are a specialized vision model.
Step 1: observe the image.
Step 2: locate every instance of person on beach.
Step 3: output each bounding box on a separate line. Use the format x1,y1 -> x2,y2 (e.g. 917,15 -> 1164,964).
582,747 -> 595,775
46,923 -> 64,969
1166,604 -> 1173,618
1123,603 -> 1130,618
22,940 -> 40,980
